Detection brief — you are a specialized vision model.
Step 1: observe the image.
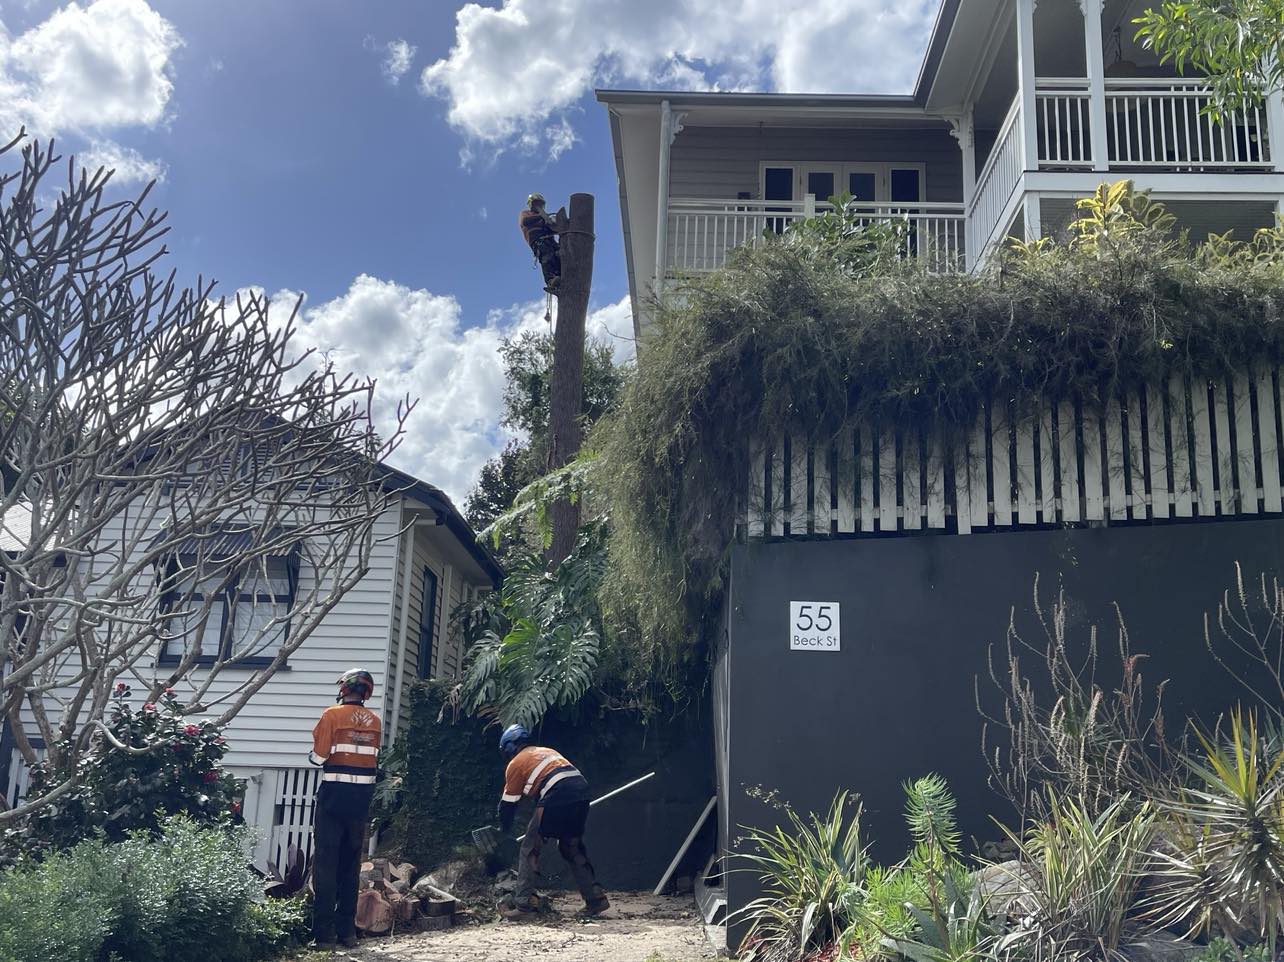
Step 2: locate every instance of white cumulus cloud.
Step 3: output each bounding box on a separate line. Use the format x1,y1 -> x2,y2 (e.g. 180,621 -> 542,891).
0,0 -> 180,182
421,0 -> 938,158
0,0 -> 181,136
277,275 -> 632,505
79,139 -> 166,184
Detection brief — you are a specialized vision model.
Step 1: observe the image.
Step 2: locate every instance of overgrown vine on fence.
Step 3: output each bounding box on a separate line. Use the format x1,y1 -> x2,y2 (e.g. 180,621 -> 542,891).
591,183 -> 1284,668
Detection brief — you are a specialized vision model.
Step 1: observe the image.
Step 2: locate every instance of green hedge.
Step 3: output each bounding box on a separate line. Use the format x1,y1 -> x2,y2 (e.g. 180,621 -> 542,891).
0,820 -> 306,962
388,683 -> 498,870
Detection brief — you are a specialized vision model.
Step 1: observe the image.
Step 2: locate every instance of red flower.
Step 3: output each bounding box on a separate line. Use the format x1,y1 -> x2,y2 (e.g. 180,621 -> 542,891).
183,725 -> 199,736
215,737 -> 226,745
203,770 -> 218,783
114,682 -> 127,693
230,801 -> 242,815
163,687 -> 174,695
142,702 -> 156,712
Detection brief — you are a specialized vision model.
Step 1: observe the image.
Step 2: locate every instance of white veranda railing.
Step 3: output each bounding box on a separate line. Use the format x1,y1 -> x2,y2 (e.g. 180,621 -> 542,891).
1036,78 -> 1093,167
1105,78 -> 1271,168
665,198 -> 966,275
968,97 -> 1024,261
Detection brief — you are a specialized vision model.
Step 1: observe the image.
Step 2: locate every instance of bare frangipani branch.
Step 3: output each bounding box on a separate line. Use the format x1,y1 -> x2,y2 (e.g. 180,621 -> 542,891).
0,135 -> 410,820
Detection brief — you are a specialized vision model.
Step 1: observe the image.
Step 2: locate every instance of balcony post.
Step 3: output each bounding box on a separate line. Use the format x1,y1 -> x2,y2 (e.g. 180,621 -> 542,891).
653,100 -> 674,294
950,113 -> 976,270
1079,0 -> 1110,170
1016,0 -> 1039,170
1267,86 -> 1284,173
949,112 -> 976,206
803,193 -> 816,218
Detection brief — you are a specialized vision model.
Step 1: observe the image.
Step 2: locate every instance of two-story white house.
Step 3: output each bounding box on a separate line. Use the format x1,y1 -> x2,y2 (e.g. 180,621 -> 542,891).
598,0 -> 1284,941
1,466 -> 501,870
600,0 -> 1284,337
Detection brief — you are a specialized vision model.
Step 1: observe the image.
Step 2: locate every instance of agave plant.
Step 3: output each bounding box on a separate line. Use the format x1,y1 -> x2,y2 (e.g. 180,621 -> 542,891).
1146,710 -> 1284,952
263,842 -> 311,899
733,791 -> 869,962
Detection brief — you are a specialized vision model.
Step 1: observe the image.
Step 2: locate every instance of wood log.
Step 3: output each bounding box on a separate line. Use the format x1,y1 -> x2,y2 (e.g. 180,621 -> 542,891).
355,889 -> 393,935
422,897 -> 455,918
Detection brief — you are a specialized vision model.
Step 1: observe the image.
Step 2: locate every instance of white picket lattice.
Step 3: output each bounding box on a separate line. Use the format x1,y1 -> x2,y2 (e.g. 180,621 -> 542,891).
743,367 -> 1284,537
267,766 -> 322,868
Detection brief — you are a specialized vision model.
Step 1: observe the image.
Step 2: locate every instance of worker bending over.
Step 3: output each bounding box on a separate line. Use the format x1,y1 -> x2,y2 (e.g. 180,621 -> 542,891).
518,192 -> 564,294
497,723 -> 609,917
309,668 -> 381,949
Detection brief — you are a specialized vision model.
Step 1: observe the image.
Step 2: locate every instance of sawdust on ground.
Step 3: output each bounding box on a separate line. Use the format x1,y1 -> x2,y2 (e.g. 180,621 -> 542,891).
332,892 -> 719,962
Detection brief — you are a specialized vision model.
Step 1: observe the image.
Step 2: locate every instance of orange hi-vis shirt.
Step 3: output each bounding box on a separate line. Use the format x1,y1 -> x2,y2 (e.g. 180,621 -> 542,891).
310,702 -> 381,786
501,746 -> 583,805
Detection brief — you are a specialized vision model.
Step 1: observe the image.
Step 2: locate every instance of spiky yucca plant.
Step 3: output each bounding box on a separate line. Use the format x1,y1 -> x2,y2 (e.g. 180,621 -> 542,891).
1146,710 -> 1284,952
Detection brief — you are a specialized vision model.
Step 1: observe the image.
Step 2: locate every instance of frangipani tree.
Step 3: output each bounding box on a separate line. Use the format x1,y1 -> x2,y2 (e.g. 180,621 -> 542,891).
0,134 -> 410,821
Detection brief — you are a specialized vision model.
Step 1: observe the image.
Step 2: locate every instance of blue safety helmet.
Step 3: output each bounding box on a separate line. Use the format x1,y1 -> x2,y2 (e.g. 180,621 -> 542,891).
499,723 -> 530,757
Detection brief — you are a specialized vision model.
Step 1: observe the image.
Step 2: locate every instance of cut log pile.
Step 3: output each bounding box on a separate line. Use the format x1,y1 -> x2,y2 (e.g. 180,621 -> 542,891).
354,858 -> 463,936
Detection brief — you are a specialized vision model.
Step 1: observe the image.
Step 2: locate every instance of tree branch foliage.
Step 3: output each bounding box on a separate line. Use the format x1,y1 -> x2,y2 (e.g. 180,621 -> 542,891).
0,135 -> 407,820
1134,0 -> 1284,123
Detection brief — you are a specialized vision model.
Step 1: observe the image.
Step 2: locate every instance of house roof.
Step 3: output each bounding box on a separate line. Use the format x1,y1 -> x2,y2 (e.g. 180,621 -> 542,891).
0,502 -> 30,556
376,465 -> 504,586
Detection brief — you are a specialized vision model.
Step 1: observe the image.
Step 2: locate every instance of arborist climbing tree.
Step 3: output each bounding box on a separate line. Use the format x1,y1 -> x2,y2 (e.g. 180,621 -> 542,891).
518,192 -> 565,294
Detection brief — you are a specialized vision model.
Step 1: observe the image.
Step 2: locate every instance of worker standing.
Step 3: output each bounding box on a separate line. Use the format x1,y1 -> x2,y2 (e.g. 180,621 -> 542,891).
309,668 -> 381,949
519,192 -> 564,294
496,723 -> 610,917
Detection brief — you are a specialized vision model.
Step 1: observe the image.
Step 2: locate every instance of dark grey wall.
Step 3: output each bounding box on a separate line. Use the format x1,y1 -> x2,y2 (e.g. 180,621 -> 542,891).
723,519 -> 1284,948
536,707 -> 715,892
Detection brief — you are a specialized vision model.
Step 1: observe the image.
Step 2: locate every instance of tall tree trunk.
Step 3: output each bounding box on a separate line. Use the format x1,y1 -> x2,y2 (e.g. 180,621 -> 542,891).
547,193 -> 594,566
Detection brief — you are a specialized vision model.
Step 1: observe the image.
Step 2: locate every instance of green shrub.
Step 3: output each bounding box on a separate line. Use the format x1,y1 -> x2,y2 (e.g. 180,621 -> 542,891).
12,686 -> 241,854
0,819 -> 303,962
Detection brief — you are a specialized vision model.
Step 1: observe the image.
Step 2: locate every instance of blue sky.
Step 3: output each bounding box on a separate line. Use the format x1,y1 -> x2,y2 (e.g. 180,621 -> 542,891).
0,0 -> 937,502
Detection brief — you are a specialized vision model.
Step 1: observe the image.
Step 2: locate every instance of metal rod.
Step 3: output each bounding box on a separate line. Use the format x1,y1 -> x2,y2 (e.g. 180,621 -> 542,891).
516,771 -> 657,842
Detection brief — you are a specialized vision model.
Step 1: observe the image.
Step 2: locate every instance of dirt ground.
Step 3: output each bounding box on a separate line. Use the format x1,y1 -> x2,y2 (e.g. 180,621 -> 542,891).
314,892 -> 721,962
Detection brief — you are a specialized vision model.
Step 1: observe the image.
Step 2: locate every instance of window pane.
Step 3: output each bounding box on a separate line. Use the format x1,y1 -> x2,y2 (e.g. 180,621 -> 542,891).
890,168 -> 921,202
242,557 -> 291,597
165,572 -> 226,659
848,172 -> 877,202
418,568 -> 438,680
806,172 -> 835,203
763,167 -> 793,201
229,597 -> 287,659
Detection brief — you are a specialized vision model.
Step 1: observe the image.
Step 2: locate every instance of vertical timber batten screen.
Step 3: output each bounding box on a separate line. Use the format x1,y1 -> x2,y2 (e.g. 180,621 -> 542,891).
743,364 -> 1284,538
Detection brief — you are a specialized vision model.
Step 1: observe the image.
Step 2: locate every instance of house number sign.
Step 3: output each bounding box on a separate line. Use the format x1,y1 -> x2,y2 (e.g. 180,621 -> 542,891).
789,601 -> 840,652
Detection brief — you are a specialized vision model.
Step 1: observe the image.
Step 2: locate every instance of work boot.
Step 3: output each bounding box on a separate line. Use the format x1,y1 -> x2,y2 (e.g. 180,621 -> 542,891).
307,935 -> 336,951
501,893 -> 545,919
583,886 -> 610,916
338,933 -> 359,949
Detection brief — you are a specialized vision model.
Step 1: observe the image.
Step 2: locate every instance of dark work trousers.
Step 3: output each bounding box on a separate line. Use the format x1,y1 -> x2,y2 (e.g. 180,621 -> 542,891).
311,801 -> 367,940
514,801 -> 602,907
531,235 -> 561,288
